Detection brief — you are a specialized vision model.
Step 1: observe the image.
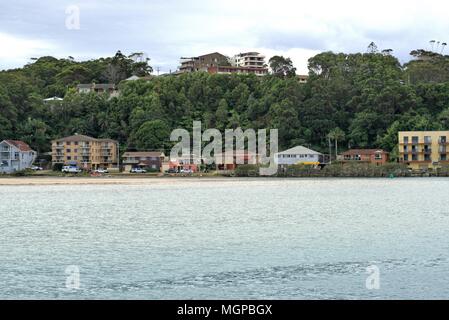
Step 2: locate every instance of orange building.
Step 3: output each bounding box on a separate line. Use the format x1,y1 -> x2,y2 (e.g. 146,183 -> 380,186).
339,149 -> 389,166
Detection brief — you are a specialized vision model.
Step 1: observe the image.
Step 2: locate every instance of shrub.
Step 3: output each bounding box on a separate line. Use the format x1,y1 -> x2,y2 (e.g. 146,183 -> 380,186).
235,165 -> 260,177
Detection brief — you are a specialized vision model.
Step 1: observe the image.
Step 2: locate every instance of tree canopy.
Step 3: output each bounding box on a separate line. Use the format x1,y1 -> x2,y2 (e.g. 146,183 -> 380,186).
1,48 -> 449,159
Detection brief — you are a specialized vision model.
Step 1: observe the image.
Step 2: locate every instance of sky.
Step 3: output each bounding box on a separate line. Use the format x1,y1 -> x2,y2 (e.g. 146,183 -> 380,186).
1,0 -> 449,74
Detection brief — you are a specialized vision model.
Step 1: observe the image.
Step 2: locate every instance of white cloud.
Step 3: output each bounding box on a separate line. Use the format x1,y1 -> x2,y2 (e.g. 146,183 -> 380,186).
3,0 -> 449,71
0,32 -> 56,68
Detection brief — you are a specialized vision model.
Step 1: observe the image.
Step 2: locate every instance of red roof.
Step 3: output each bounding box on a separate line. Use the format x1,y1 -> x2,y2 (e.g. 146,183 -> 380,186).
341,149 -> 388,156
4,140 -> 34,152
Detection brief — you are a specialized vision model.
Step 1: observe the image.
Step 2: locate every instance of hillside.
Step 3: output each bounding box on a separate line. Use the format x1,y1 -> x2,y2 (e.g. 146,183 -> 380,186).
2,49 -> 449,159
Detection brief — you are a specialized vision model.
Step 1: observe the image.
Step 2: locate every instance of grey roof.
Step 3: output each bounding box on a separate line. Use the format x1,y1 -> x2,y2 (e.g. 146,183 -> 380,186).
277,146 -> 323,156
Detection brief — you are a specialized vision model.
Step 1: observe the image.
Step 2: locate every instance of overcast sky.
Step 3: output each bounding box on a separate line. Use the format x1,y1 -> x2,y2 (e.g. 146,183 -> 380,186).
1,0 -> 448,73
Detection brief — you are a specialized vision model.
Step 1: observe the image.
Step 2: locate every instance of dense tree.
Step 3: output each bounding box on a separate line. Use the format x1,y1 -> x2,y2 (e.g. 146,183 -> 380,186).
1,48 -> 449,159
268,56 -> 296,78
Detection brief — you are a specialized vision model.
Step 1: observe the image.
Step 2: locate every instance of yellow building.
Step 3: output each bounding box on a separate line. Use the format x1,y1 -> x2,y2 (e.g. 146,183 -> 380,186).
398,131 -> 449,170
52,134 -> 118,170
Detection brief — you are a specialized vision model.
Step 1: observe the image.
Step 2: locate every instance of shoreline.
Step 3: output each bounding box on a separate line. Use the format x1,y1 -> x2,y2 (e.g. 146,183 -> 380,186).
0,175 -> 446,186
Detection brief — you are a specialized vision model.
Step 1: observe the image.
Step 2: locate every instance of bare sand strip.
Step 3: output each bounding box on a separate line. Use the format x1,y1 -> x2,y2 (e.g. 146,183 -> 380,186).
0,176 -> 234,186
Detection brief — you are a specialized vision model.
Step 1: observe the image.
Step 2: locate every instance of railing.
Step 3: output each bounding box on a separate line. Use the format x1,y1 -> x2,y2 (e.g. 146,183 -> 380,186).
122,159 -> 139,164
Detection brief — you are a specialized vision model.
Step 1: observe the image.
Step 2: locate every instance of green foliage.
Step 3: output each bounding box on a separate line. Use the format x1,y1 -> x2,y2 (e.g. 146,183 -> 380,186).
235,165 -> 260,177
269,56 -> 296,77
1,48 -> 449,157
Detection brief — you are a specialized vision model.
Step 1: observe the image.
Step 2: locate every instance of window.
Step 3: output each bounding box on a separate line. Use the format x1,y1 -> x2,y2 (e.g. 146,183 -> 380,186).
412,154 -> 418,161
412,136 -> 419,144
67,142 -> 71,146
375,153 -> 382,160
424,136 -> 432,144
67,149 -> 71,153
440,136 -> 447,144
403,137 -> 409,144
74,156 -> 78,160
441,154 -> 447,161
67,156 -> 71,160
404,154 -> 409,161
75,142 -> 78,146
74,149 -> 78,153
424,154 -> 431,161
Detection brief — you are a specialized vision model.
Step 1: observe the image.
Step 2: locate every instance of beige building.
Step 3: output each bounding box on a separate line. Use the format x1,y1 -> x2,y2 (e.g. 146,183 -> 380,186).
398,131 -> 449,170
52,134 -> 118,170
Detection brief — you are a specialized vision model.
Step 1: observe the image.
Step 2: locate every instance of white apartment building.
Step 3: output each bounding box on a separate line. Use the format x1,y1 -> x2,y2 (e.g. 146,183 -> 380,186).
231,52 -> 266,69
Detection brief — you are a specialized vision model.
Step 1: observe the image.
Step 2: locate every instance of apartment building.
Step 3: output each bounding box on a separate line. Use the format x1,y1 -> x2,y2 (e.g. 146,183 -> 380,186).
179,52 -> 230,73
398,131 -> 449,170
52,134 -> 118,170
231,52 -> 266,69
207,66 -> 268,76
179,52 -> 268,76
0,140 -> 37,174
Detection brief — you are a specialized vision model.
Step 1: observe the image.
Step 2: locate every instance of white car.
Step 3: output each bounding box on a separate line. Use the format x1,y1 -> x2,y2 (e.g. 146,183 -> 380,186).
93,168 -> 109,174
62,166 -> 82,174
130,168 -> 146,174
181,169 -> 193,174
31,166 -> 43,171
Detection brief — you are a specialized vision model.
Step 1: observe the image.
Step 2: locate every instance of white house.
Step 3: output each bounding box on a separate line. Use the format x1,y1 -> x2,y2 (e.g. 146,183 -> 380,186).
275,146 -> 323,168
0,140 -> 37,174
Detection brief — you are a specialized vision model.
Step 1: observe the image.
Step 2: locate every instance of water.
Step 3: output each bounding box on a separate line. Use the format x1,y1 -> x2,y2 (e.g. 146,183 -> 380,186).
1,178 -> 449,300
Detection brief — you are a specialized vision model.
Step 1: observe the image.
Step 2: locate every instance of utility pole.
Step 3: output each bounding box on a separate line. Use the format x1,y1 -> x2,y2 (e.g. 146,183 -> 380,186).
328,137 -> 332,165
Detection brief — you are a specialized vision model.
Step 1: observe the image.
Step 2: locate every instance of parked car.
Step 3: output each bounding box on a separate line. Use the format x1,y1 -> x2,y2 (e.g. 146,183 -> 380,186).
166,168 -> 177,174
93,168 -> 109,174
31,166 -> 43,171
62,166 -> 82,174
181,169 -> 193,174
130,168 -> 146,174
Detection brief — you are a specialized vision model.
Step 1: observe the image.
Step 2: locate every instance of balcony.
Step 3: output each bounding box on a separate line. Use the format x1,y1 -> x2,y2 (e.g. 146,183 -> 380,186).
123,159 -> 139,164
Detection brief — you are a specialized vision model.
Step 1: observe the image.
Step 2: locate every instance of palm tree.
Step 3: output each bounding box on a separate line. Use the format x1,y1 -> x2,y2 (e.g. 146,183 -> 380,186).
441,43 -> 447,55
430,40 -> 436,51
327,128 -> 346,160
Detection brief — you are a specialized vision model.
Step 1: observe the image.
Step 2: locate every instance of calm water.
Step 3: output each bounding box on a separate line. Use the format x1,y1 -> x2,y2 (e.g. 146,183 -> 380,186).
1,178 -> 449,300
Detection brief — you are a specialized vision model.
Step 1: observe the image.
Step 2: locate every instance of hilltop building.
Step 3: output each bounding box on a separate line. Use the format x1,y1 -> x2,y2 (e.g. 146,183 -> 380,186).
231,52 -> 266,69
76,84 -> 119,97
178,51 -> 268,76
